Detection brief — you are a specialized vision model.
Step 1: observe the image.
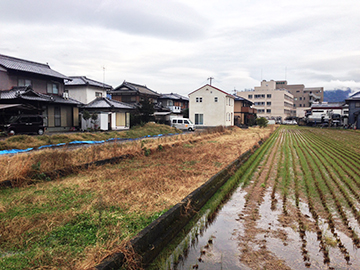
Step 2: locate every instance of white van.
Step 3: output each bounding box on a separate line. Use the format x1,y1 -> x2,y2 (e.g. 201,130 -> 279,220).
171,118 -> 195,131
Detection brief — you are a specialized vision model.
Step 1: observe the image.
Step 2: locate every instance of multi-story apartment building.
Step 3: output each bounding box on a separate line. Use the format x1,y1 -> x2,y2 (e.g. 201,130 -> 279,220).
275,81 -> 323,108
237,80 -> 295,121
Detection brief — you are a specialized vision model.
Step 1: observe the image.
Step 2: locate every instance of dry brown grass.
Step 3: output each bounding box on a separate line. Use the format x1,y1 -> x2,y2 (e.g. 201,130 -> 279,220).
0,126 -> 271,185
0,125 -> 274,269
70,126 -> 273,267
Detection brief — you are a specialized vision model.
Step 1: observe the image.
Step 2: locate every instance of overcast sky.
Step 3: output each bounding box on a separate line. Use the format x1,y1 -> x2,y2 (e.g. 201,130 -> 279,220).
1,0 -> 360,96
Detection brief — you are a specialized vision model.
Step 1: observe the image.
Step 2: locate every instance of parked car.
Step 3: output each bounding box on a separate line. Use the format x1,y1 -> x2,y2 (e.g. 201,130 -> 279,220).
171,118 -> 195,131
4,115 -> 45,135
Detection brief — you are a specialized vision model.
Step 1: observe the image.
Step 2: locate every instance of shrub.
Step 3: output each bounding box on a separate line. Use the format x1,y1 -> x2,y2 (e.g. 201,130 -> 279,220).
256,117 -> 268,128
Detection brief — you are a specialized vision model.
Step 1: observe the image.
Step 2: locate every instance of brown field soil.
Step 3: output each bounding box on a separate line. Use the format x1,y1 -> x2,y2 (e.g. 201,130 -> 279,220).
164,126 -> 360,270
0,125 -> 273,269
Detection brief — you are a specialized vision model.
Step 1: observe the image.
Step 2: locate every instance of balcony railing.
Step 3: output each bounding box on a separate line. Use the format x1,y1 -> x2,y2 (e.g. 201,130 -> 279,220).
309,93 -> 320,100
168,106 -> 182,113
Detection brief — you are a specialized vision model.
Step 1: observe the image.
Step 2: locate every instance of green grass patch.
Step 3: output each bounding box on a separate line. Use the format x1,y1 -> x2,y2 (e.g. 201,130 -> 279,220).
0,181 -> 168,269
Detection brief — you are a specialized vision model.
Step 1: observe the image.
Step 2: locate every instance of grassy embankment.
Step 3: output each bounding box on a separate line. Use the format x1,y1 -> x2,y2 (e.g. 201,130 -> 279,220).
0,123 -> 179,151
0,124 -> 273,269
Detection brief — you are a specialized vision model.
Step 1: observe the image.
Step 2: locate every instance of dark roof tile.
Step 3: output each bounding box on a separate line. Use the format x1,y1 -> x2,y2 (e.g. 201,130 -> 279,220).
66,76 -> 112,89
0,54 -> 69,80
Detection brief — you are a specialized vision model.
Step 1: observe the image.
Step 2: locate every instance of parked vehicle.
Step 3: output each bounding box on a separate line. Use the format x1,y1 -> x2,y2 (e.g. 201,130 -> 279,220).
4,115 -> 45,135
171,118 -> 195,131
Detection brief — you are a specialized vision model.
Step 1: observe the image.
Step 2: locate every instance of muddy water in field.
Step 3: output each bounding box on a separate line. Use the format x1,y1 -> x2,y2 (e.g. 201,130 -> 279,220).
159,184 -> 360,270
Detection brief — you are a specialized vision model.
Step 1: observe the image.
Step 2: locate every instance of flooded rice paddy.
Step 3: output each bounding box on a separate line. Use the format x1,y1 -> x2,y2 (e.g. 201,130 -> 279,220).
153,127 -> 360,269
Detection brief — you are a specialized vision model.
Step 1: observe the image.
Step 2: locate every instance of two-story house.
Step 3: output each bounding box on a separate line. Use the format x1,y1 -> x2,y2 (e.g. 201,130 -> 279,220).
65,76 -> 113,104
108,81 -> 160,104
0,54 -> 81,132
158,93 -> 189,113
233,95 -> 257,126
154,93 -> 189,125
189,84 -> 234,127
65,76 -> 134,130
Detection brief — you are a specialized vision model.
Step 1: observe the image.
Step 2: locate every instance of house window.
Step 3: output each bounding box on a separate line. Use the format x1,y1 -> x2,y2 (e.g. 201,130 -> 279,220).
267,94 -> 271,98
122,96 -> 136,103
248,95 -> 253,99
95,92 -> 102,97
299,97 -> 302,100
47,82 -> 59,94
54,107 -> 61,127
214,97 -> 218,102
267,102 -> 271,106
266,109 -> 271,113
18,79 -> 32,87
195,114 -> 203,125
355,102 -> 360,108
196,97 -> 202,103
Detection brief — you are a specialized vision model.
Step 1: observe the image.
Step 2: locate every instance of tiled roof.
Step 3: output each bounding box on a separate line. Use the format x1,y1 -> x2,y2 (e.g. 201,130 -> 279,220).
0,54 -> 69,80
159,93 -> 189,101
66,76 -> 112,90
233,94 -> 253,104
110,81 -> 160,97
82,97 -> 135,110
0,86 -> 82,105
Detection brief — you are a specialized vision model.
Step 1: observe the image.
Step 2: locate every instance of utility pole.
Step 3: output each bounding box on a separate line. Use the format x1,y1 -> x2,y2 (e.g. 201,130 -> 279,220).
102,66 -> 106,90
207,77 -> 214,85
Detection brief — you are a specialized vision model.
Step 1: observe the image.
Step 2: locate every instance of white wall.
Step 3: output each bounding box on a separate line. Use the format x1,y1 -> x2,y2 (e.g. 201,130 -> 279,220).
68,86 -> 107,104
189,85 -> 234,127
100,113 -> 108,130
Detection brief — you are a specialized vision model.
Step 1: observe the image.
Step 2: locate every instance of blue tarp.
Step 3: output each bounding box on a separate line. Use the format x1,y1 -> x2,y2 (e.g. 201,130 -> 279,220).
0,133 -> 179,156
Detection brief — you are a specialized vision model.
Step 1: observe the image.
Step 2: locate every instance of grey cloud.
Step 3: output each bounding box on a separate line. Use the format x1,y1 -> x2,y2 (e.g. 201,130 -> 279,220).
0,0 -> 208,40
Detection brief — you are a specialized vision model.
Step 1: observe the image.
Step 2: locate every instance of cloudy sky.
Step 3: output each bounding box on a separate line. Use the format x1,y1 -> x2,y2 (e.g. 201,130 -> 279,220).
1,0 -> 360,96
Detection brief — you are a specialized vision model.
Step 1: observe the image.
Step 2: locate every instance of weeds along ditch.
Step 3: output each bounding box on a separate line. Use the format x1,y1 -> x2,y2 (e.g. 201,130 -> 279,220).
0,125 -> 234,187
0,125 -> 273,269
151,126 -> 360,270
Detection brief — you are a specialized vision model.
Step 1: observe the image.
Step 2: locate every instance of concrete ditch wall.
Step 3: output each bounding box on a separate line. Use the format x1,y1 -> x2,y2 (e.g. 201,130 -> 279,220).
95,143 -> 261,269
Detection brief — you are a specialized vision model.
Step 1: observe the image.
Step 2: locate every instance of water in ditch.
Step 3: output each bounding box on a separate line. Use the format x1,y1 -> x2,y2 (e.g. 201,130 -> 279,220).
151,184 -> 360,269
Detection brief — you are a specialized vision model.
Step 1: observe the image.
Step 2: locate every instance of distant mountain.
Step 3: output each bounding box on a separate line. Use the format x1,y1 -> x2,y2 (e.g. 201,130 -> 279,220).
323,88 -> 352,102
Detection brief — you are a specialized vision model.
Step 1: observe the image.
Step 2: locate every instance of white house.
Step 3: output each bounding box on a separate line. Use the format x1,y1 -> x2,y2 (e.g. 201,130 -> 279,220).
188,84 -> 234,127
65,76 -> 112,104
65,76 -> 134,130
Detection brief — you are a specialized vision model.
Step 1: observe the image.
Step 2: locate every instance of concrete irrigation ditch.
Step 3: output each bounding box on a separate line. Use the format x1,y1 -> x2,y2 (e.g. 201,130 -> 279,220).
94,142 -> 262,269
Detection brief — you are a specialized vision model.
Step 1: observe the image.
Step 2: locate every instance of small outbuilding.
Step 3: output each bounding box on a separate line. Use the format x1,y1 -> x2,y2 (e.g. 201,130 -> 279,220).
80,97 -> 135,131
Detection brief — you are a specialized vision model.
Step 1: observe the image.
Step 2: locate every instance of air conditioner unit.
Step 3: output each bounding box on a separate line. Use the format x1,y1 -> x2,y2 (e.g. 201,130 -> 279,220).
62,92 -> 69,99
